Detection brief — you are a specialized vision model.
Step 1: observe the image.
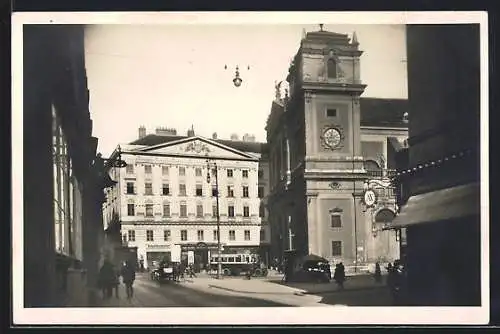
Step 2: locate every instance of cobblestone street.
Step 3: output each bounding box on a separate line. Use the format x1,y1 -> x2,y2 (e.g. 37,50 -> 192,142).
96,272 -> 393,307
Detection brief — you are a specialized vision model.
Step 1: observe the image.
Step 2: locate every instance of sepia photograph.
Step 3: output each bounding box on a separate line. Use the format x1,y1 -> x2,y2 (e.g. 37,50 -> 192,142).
12,11 -> 489,325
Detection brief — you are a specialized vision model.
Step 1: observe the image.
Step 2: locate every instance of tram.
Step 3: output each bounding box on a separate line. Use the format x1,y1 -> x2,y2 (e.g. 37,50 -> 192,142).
209,253 -> 268,277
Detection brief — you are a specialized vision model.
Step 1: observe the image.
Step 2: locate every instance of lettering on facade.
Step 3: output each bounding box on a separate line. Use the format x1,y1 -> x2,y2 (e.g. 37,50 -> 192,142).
146,244 -> 172,249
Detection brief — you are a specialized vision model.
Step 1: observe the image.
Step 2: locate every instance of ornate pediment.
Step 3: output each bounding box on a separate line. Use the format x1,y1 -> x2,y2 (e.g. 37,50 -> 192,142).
138,137 -> 257,160
184,141 -> 211,154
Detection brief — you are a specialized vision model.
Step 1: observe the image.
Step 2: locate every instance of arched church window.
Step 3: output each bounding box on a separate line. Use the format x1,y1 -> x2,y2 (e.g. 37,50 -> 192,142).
364,160 -> 383,178
327,58 -> 337,78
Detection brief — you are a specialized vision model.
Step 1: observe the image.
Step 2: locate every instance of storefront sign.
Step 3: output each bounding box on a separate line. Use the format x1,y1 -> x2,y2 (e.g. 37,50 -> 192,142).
146,244 -> 171,250
171,244 -> 181,262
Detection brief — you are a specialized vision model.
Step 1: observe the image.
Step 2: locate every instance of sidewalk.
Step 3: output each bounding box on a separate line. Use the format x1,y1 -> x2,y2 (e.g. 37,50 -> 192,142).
182,273 -> 386,296
271,274 -> 388,295
178,276 -> 323,306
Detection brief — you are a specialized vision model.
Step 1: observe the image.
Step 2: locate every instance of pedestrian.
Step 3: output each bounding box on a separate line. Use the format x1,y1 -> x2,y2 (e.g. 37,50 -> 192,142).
374,262 -> 382,283
188,264 -> 196,278
98,259 -> 115,300
386,263 -> 394,287
113,266 -> 121,298
179,262 -> 186,280
333,262 -> 346,290
172,262 -> 179,282
121,260 -> 136,300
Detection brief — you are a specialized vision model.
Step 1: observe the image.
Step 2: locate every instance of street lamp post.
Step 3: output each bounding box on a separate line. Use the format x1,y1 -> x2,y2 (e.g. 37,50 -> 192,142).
206,158 -> 222,279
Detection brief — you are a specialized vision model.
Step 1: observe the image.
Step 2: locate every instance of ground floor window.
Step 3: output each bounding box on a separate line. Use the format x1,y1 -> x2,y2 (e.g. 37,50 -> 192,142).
52,104 -> 82,259
331,240 -> 342,256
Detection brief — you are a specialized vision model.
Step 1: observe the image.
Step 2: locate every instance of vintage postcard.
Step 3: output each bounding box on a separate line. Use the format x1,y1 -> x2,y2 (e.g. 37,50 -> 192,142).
12,11 -> 489,325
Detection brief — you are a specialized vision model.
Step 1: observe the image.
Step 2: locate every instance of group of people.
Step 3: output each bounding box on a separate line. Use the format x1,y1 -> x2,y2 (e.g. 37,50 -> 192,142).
98,259 -> 136,300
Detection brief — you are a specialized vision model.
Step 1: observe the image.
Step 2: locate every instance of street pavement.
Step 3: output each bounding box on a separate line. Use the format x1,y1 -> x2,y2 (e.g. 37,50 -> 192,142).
178,271 -> 392,307
97,273 -> 291,307
97,271 -> 393,307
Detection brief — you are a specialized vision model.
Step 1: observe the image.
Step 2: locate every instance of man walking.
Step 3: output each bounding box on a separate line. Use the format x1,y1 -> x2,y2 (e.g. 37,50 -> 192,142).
121,260 -> 136,300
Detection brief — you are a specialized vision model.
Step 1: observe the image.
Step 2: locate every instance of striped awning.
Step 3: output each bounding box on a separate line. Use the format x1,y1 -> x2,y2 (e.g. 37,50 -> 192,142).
385,182 -> 480,229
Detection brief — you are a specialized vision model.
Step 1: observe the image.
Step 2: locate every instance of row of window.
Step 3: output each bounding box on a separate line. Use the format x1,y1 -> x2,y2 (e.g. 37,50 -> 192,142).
126,182 -> 265,198
127,202 -> 266,218
126,164 -> 265,178
124,229 -> 266,242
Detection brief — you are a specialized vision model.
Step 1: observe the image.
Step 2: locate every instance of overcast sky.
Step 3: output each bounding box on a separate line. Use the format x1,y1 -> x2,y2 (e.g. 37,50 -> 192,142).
84,24 -> 407,156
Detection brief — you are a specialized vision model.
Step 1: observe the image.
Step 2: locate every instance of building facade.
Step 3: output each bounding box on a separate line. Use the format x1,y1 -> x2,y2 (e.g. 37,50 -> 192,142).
266,28 -> 408,268
23,25 -> 105,307
390,24 -> 481,306
103,128 -> 271,270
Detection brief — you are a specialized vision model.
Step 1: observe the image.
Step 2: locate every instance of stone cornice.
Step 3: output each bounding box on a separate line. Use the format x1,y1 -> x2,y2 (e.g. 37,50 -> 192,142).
123,150 -> 259,162
302,82 -> 367,94
127,221 -> 263,226
304,170 -> 368,180
300,47 -> 363,58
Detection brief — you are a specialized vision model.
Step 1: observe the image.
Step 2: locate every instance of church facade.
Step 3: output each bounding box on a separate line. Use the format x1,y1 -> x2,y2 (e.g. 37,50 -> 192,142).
266,28 -> 408,269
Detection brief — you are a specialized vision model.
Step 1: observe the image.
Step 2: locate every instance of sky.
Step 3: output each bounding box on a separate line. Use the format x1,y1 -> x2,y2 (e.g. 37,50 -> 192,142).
84,24 -> 408,157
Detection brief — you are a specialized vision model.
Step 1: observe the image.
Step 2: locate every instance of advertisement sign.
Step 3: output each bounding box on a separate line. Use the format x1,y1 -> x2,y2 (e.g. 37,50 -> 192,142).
171,244 -> 181,262
187,251 -> 195,264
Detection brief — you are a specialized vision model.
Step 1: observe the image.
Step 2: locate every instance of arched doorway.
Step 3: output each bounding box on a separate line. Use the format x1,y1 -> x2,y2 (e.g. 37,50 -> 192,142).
372,208 -> 398,262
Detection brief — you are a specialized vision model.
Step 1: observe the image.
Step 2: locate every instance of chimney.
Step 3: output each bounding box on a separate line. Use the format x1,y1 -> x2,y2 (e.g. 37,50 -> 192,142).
155,127 -> 177,136
138,126 -> 146,139
212,132 -> 218,140
230,133 -> 239,141
243,134 -> 256,142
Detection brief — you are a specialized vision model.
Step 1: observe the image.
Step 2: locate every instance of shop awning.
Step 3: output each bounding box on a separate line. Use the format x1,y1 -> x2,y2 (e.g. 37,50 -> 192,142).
385,182 -> 480,229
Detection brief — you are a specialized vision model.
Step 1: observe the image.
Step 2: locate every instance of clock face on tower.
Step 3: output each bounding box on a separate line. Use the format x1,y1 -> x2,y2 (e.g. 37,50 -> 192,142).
322,127 -> 342,149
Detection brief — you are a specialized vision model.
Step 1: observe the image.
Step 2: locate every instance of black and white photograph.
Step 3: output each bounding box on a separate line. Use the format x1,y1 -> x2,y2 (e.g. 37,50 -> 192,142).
12,11 -> 489,325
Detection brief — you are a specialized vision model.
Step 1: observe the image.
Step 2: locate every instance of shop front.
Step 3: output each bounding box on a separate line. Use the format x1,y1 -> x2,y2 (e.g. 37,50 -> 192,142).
145,244 -> 172,269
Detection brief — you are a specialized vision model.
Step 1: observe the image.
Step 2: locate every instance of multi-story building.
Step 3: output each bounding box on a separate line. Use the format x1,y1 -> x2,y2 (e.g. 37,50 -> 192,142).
103,127 -> 271,270
265,28 -> 409,268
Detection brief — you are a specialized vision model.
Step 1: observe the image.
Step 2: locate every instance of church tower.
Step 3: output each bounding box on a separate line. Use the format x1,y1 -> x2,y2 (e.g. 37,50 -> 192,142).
285,26 -> 367,264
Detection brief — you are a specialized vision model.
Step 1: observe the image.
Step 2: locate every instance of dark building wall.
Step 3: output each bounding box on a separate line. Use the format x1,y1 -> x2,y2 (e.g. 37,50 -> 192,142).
23,25 -> 99,307
406,24 -> 480,179
23,27 -> 58,306
402,24 -> 481,306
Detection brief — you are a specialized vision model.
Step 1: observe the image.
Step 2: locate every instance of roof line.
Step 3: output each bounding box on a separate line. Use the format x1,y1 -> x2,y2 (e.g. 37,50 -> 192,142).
134,135 -> 259,160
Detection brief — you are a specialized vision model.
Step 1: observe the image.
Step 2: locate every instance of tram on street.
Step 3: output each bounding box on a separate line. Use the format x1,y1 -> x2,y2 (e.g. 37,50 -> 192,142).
209,253 -> 268,277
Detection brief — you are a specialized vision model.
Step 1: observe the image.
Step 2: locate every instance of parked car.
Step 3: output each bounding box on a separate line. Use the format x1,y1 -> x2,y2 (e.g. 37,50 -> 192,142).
287,254 -> 331,283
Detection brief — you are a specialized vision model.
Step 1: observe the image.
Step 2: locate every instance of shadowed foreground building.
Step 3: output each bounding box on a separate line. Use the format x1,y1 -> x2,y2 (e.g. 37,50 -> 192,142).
389,24 -> 481,306
23,25 -> 106,307
265,28 -> 408,267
